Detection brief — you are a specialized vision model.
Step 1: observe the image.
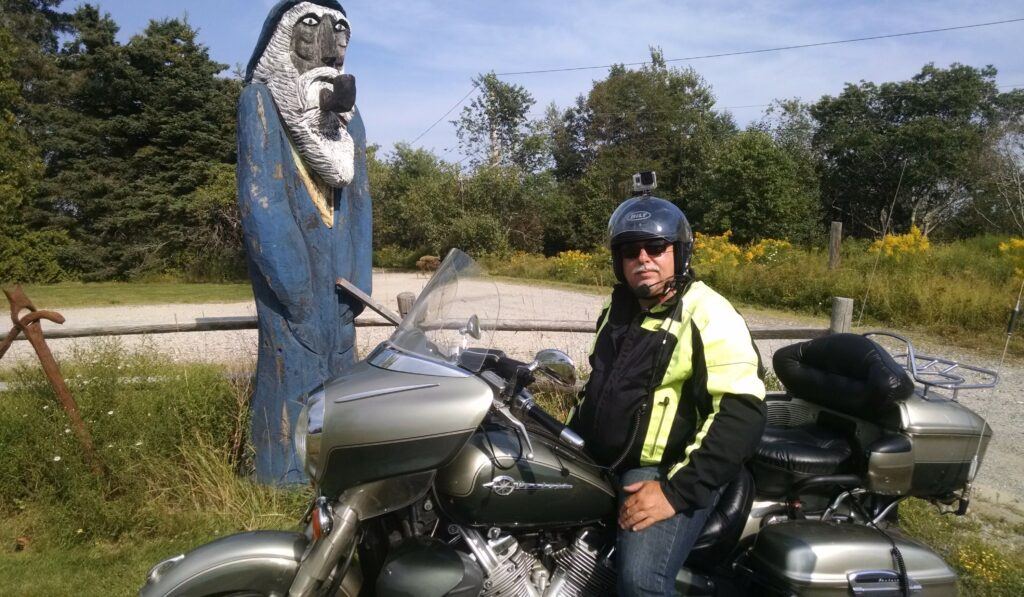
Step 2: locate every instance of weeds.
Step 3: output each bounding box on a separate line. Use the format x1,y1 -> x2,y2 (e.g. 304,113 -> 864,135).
0,341 -> 304,549
481,235 -> 1024,352
901,499 -> 1024,595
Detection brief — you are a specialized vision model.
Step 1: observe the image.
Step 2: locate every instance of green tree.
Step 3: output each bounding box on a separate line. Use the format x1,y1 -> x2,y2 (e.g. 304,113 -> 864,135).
453,72 -> 543,171
701,130 -> 822,244
554,48 -> 736,248
0,25 -> 66,282
30,6 -> 240,279
371,143 -> 460,253
811,63 -> 1024,237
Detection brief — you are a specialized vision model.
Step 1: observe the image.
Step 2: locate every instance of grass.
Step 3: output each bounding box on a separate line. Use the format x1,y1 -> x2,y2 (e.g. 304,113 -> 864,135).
16,281 -> 252,308
0,527 -> 228,597
480,236 -> 1024,360
0,343 -> 307,595
901,498 -> 1024,595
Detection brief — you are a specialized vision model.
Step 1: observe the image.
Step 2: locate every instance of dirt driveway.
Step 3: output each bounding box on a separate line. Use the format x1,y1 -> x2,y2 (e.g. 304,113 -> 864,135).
3,272 -> 1022,508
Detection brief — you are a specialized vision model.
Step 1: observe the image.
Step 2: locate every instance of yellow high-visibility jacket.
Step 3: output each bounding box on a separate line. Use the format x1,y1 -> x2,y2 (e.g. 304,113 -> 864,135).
570,280 -> 766,510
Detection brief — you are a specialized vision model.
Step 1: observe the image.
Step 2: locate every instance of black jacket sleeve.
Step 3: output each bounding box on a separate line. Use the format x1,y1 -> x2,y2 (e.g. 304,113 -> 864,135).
661,393 -> 766,511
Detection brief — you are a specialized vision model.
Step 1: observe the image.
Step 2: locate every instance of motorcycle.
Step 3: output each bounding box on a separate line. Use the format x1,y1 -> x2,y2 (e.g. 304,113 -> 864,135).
140,249 -> 995,596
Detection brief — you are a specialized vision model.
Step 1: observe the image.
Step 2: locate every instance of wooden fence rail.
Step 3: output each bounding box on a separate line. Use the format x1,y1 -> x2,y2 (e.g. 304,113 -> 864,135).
10,297 -> 852,342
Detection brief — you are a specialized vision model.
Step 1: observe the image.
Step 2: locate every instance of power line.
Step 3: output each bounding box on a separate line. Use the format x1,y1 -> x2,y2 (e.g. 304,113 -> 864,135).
494,17 -> 1024,77
518,83 -> 1023,118
408,18 -> 1024,146
409,84 -> 479,146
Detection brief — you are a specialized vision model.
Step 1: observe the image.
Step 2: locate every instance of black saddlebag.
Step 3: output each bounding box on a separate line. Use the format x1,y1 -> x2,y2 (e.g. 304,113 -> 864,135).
772,333 -> 914,421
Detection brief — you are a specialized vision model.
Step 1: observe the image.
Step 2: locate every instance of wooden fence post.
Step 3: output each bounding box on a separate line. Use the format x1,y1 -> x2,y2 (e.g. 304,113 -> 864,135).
830,297 -> 854,334
828,221 -> 842,270
397,292 -> 416,319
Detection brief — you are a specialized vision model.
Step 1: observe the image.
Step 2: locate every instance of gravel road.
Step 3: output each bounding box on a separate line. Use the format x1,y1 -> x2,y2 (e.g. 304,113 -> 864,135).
4,272 -> 1022,507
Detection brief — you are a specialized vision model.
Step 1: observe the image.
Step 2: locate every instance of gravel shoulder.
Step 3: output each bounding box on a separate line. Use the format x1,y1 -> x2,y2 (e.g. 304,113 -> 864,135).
4,272 -> 1022,508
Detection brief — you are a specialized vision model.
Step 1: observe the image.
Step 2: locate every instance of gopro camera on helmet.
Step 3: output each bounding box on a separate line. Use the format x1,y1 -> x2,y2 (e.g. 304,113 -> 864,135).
632,171 -> 657,195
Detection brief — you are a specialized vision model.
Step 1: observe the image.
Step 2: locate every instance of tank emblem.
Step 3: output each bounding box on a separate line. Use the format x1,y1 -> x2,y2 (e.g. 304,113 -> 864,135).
483,476 -> 573,496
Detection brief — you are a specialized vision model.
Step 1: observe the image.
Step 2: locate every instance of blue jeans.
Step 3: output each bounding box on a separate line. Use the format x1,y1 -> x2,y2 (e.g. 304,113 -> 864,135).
616,467 -> 722,597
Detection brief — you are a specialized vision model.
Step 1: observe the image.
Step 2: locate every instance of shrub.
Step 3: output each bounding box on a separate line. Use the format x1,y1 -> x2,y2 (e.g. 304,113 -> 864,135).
416,255 -> 441,272
869,226 -> 930,258
743,239 -> 793,263
374,245 -> 422,269
693,231 -> 742,267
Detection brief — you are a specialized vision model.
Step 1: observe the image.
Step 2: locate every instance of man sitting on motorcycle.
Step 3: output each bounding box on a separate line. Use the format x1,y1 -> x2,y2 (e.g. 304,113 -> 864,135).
569,193 -> 767,596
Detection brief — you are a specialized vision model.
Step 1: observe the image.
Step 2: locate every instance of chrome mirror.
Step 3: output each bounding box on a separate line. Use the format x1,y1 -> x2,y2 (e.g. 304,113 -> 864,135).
529,349 -> 577,387
460,314 -> 482,340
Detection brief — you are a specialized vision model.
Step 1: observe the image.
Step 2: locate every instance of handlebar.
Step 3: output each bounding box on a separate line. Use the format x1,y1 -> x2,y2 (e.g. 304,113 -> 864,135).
512,390 -> 586,451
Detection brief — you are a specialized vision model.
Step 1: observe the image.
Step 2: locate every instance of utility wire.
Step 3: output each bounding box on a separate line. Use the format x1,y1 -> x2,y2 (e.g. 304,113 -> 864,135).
410,17 -> 1024,146
516,83 -> 1023,119
857,159 -> 908,327
410,84 -> 479,146
494,17 -> 1024,77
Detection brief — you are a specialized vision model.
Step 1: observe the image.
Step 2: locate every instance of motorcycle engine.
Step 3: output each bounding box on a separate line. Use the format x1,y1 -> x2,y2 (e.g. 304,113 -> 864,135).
547,529 -> 616,596
456,526 -> 616,597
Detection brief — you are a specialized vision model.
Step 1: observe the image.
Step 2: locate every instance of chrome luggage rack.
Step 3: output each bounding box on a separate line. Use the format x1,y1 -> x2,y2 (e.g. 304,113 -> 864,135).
864,332 -> 999,400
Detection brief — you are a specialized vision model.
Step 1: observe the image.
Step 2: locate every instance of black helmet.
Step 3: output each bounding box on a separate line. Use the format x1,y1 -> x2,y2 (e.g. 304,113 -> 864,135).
607,196 -> 694,284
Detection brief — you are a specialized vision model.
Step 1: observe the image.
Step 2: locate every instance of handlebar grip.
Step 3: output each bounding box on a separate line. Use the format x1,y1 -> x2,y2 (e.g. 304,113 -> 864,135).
495,356 -> 535,387
522,399 -> 586,451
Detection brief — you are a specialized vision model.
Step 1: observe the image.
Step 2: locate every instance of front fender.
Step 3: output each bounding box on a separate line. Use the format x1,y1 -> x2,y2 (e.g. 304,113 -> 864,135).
139,531 -> 307,597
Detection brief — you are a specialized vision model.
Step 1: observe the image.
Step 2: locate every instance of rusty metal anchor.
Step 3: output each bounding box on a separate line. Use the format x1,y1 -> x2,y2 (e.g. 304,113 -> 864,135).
1,285 -> 106,477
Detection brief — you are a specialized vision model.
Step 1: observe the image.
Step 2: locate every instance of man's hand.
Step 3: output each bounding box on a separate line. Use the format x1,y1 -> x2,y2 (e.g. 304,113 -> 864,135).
619,480 -> 677,531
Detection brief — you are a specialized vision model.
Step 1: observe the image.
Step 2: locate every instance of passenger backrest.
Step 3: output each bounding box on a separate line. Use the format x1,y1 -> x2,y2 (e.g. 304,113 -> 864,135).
772,334 -> 914,423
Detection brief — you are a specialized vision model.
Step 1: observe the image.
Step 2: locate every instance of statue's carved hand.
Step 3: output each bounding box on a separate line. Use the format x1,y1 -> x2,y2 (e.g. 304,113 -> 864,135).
320,74 -> 356,114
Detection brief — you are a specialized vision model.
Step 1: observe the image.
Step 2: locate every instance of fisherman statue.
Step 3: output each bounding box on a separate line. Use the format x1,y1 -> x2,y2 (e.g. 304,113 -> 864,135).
237,0 -> 371,483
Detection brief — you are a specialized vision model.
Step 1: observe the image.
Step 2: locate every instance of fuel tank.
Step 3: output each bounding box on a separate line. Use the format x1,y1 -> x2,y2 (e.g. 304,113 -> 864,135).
435,425 -> 616,528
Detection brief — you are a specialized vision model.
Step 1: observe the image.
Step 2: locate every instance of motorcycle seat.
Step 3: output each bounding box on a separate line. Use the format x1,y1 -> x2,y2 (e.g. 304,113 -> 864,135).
750,424 -> 853,497
686,467 -> 755,569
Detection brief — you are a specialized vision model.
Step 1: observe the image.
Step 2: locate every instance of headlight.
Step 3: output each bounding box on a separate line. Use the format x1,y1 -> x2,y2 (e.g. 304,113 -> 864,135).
295,387 -> 326,480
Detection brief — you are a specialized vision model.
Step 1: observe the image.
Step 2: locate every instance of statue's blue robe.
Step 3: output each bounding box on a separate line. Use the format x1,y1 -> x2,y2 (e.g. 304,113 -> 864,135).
237,83 -> 372,483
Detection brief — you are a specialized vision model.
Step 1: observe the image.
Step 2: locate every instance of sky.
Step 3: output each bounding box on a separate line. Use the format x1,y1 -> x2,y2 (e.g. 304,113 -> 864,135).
67,1 -> 1024,161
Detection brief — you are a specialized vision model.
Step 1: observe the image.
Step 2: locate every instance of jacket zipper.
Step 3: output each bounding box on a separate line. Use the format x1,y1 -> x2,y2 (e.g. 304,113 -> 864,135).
610,401 -> 647,471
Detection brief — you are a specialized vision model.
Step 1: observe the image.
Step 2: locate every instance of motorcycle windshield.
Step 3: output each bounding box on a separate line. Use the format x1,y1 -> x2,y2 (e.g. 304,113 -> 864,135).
387,249 -> 500,371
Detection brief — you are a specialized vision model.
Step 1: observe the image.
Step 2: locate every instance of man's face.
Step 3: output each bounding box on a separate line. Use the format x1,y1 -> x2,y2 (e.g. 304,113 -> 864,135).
622,240 -> 674,293
291,10 -> 350,74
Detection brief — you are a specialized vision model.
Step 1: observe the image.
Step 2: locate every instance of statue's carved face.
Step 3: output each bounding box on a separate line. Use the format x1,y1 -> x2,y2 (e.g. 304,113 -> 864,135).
252,2 -> 355,189
291,12 -> 350,74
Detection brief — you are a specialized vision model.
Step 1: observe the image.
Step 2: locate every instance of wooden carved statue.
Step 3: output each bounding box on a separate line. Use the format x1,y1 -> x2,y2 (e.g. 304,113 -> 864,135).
238,0 -> 371,483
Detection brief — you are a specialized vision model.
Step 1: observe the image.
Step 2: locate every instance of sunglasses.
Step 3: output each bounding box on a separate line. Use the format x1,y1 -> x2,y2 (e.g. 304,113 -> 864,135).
620,241 -> 671,259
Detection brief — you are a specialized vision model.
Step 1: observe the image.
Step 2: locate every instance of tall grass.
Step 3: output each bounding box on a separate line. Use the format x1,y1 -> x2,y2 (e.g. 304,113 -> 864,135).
482,236 -> 1023,348
0,342 -> 307,549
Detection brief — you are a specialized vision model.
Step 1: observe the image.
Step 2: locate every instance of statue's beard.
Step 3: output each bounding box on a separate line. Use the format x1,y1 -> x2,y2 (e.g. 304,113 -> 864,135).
267,66 -> 355,188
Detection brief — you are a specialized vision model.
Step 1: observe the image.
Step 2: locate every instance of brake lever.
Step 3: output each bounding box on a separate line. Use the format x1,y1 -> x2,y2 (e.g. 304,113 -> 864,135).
492,401 -> 535,460
480,369 -> 535,459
